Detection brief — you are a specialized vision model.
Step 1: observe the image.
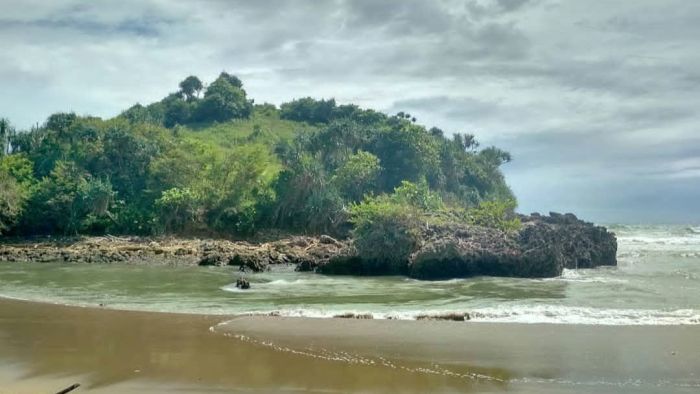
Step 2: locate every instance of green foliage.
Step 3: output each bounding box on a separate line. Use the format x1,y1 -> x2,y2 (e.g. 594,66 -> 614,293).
0,154 -> 37,234
391,180 -> 444,211
267,153 -> 345,234
0,167 -> 30,233
155,187 -> 203,233
163,94 -> 194,128
179,76 -> 204,101
468,199 -> 522,233
280,97 -> 336,124
24,161 -> 115,234
332,151 -> 381,202
371,123 -> 440,191
348,184 -> 431,271
0,154 -> 36,187
1,73 -> 517,237
193,74 -> 252,123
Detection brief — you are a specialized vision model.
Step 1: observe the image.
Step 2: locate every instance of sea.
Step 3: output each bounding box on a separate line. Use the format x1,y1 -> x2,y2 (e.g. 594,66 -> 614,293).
1,224 -> 699,326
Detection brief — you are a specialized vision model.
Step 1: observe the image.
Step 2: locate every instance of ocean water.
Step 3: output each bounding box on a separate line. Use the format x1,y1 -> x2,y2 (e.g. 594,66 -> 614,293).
1,224 -> 699,325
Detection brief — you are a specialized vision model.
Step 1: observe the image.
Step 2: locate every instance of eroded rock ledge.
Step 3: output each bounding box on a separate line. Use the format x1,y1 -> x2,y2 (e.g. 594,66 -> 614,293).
0,235 -> 348,270
0,213 -> 616,279
317,212 -> 617,279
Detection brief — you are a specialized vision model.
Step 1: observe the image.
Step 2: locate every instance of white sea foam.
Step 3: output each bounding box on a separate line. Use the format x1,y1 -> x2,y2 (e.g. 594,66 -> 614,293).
265,279 -> 308,286
235,305 -> 700,326
467,305 -> 700,325
543,269 -> 628,284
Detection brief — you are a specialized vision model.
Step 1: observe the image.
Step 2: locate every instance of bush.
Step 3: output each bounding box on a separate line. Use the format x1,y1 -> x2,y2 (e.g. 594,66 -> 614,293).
155,187 -> 203,233
0,169 -> 28,233
193,75 -> 252,123
280,97 -> 336,124
468,199 -> 521,233
331,151 -> 381,202
349,197 -> 421,274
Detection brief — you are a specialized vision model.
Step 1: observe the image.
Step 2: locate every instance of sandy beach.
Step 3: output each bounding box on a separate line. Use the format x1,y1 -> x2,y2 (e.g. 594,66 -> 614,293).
1,297 -> 698,393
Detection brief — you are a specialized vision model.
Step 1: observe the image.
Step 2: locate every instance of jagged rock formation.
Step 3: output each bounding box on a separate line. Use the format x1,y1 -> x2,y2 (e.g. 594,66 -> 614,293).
0,213 -> 616,280
319,212 -> 617,279
0,235 -> 348,271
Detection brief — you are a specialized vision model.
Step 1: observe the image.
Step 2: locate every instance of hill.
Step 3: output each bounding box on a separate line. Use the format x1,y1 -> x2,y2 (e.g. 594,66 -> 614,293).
0,72 -> 516,243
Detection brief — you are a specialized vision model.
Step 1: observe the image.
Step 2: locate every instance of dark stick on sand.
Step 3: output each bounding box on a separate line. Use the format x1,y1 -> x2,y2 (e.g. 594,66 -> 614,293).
55,383 -> 81,394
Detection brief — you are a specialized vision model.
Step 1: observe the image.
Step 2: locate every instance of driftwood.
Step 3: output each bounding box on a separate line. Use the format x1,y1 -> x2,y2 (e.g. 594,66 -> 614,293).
55,383 -> 80,394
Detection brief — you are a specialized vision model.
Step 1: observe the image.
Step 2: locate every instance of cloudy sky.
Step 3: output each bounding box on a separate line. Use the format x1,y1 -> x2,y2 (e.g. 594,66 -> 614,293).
1,0 -> 698,223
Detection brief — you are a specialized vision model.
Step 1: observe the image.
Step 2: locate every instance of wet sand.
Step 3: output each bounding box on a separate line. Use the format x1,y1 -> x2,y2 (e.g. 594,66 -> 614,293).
0,298 -> 698,393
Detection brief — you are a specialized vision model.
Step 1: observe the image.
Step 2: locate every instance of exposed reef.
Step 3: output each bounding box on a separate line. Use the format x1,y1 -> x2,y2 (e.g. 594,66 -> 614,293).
0,213 -> 616,280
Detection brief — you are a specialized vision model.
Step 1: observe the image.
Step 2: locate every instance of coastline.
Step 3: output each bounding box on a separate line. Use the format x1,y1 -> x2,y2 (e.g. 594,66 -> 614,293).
1,297 -> 699,393
0,209 -> 618,282
0,234 -> 346,269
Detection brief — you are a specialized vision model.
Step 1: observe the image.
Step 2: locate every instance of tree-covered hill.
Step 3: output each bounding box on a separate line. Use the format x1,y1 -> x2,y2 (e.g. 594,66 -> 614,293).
0,73 -> 516,239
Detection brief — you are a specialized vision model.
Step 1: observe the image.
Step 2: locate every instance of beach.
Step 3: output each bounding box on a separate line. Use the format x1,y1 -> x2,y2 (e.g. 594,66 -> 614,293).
1,297 -> 698,393
1,224 -> 699,392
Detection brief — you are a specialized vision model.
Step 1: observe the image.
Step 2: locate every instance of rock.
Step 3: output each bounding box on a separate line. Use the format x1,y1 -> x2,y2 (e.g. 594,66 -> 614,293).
319,235 -> 338,245
235,278 -> 250,290
198,253 -> 225,266
416,312 -> 470,321
228,251 -> 269,272
317,213 -> 617,280
333,312 -> 374,319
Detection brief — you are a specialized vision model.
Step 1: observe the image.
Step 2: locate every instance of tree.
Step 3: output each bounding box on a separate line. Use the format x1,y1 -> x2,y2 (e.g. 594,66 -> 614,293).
0,157 -> 33,233
25,161 -> 114,234
267,152 -> 345,234
46,112 -> 78,135
217,72 -> 243,88
280,97 -> 337,124
193,74 -> 252,122
179,76 -> 204,101
155,187 -> 203,233
0,118 -> 14,156
332,151 -> 381,202
162,94 -> 193,127
307,119 -> 373,169
370,123 -> 440,191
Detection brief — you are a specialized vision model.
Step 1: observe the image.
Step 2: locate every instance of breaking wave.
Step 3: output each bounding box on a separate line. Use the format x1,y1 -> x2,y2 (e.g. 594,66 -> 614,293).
237,305 -> 700,326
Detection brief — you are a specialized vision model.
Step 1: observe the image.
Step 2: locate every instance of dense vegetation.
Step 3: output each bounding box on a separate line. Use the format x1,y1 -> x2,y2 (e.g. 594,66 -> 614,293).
0,73 -> 518,241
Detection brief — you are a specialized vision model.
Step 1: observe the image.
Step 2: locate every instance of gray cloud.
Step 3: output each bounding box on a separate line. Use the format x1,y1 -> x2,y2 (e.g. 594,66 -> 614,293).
0,0 -> 698,223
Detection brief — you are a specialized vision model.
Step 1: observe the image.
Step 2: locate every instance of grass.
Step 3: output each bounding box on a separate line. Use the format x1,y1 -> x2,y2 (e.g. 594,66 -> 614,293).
181,108 -> 317,150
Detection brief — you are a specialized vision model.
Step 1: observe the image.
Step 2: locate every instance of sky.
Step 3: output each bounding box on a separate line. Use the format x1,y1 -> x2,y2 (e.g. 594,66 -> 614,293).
1,0 -> 698,224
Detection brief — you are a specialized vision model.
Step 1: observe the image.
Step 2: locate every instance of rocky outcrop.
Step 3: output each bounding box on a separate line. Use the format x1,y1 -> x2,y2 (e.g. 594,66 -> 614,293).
0,213 -> 616,280
319,212 -> 617,280
0,235 -> 349,271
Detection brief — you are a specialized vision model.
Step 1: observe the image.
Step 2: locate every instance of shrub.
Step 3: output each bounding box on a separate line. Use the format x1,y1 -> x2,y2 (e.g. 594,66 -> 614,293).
193,75 -> 252,123
331,151 -> 381,202
349,197 -> 421,274
468,199 -> 521,233
155,187 -> 203,233
0,170 -> 27,233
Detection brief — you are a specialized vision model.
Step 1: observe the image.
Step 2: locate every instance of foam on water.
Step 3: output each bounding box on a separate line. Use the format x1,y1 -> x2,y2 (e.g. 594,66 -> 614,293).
2,224 -> 700,326
544,269 -> 629,284
231,306 -> 700,325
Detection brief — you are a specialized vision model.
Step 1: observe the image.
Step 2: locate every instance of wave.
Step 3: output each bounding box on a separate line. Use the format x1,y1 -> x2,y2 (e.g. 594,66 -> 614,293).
220,278 -> 310,292
618,235 -> 700,246
544,269 -> 628,284
687,226 -> 700,234
467,305 -> 700,325
235,305 -> 700,326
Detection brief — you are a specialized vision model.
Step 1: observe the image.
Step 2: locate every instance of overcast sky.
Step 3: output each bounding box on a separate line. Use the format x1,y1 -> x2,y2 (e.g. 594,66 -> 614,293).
1,0 -> 698,223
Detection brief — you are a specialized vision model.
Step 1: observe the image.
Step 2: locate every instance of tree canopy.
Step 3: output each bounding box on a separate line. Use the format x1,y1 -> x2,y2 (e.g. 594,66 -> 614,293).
0,73 -> 516,237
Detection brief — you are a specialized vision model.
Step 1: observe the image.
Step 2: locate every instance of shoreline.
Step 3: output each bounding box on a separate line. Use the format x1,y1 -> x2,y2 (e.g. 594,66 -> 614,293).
0,234 -> 347,270
1,297 -> 699,393
0,211 -> 619,281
